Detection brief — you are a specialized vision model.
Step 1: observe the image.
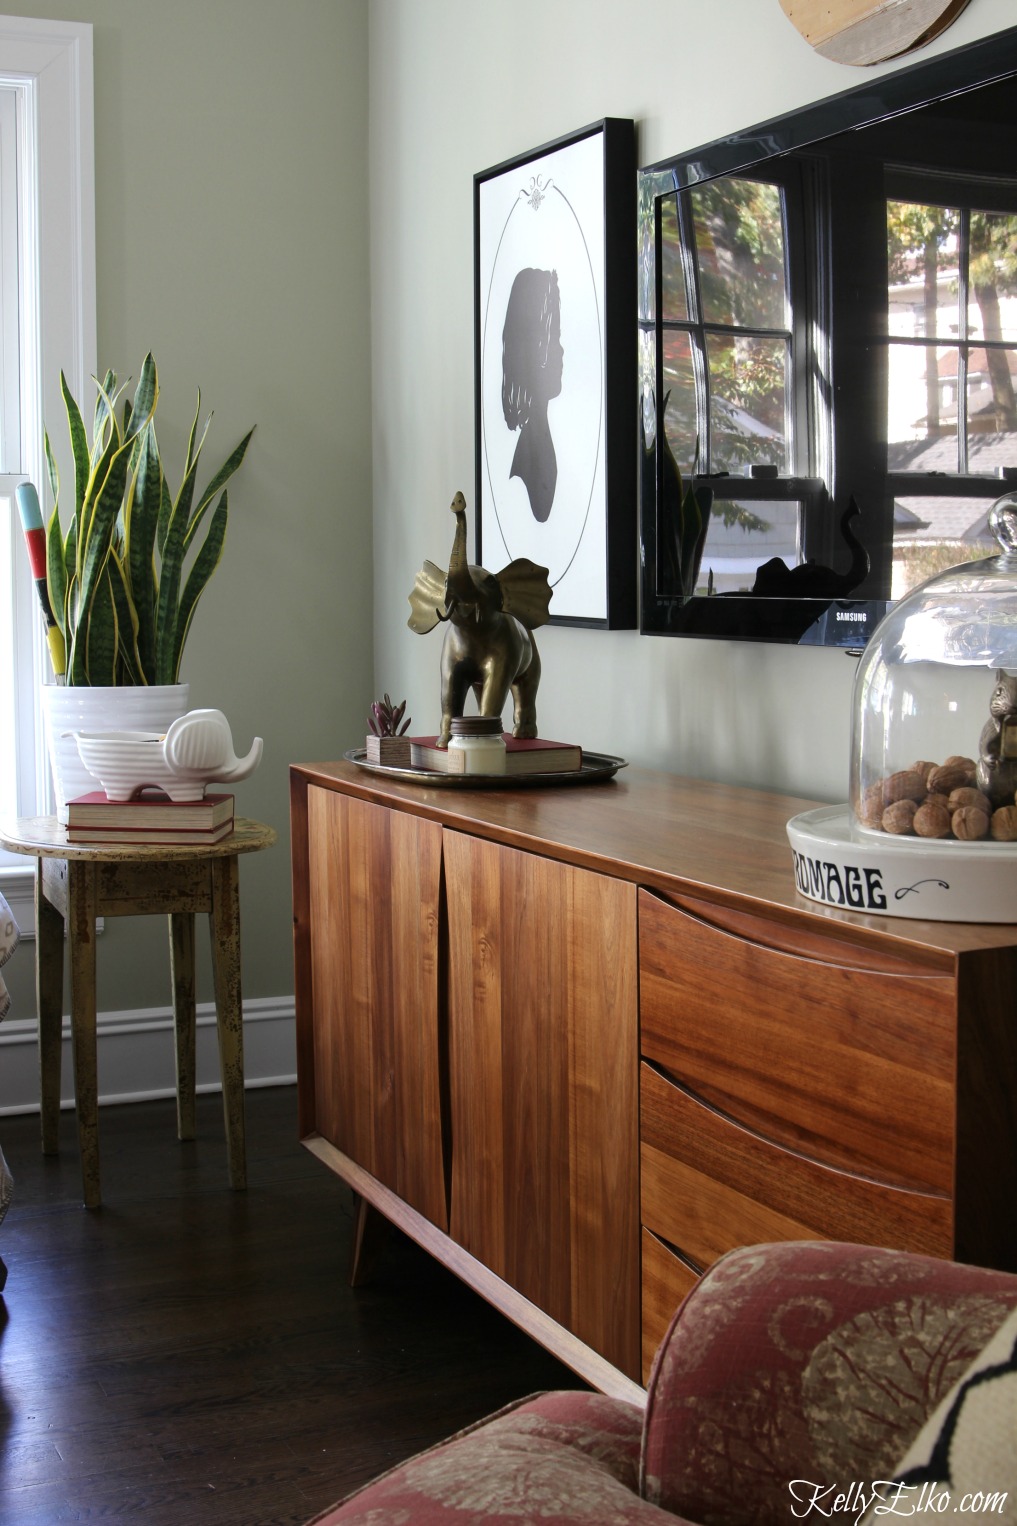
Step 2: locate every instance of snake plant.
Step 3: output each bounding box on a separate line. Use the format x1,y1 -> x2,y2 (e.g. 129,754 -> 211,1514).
42,353 -> 254,686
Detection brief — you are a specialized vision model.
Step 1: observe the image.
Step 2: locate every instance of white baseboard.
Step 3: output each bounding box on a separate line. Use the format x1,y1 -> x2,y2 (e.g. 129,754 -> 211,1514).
0,994 -> 296,1114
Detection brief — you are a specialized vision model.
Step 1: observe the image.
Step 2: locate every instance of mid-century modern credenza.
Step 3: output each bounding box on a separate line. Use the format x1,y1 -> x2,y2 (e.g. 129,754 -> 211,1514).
290,760 -> 1017,1399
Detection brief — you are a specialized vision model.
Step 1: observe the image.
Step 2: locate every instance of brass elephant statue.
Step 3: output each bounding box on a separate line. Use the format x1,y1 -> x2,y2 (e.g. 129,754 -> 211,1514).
408,492 -> 552,747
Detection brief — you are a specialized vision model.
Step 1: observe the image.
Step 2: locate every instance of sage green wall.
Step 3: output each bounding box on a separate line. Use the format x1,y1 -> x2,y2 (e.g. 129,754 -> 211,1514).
5,0 -> 1014,1025
3,0 -> 371,1019
368,0 -> 1016,799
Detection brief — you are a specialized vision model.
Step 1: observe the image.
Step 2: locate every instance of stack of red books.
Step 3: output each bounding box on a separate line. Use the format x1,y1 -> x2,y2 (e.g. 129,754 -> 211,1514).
65,791 -> 235,844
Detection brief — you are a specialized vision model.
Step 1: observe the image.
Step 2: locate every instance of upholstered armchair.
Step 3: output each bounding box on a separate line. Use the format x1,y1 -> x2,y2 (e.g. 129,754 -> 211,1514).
305,1240 -> 1017,1525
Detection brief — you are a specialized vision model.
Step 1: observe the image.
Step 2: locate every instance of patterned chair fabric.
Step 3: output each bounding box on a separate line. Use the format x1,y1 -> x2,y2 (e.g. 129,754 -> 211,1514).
307,1242 -> 1017,1525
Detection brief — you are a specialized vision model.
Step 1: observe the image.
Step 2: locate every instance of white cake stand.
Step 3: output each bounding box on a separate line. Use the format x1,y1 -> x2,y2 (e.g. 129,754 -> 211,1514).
786,804 -> 1017,922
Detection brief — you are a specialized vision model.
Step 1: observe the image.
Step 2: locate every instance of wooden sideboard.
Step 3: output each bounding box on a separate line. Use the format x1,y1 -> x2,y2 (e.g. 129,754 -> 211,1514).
289,760 -> 1017,1397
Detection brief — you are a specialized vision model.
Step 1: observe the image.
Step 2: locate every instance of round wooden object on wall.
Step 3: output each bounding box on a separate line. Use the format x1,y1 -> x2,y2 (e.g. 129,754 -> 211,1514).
779,0 -> 972,66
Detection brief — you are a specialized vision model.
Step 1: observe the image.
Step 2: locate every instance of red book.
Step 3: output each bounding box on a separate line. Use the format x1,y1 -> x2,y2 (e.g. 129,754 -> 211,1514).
66,819 -> 235,845
66,790 -> 235,834
408,735 -> 581,775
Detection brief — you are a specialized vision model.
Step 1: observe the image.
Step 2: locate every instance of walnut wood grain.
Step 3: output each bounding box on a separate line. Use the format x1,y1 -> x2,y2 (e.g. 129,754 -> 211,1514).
290,761 -> 1017,958
955,945 -> 1017,1268
290,771 -> 317,1140
640,1229 -> 699,1384
642,1137 -> 822,1268
639,888 -> 956,1194
304,787 -> 447,1231
641,1064 -> 954,1258
289,760 -> 1017,1396
444,830 -> 640,1379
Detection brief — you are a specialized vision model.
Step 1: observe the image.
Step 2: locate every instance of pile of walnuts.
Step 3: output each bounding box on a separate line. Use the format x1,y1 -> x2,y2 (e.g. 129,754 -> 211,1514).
859,757 -> 1017,841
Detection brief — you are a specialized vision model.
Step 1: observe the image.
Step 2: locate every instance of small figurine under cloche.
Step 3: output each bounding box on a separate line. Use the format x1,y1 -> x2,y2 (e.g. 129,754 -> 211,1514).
787,490 -> 1017,922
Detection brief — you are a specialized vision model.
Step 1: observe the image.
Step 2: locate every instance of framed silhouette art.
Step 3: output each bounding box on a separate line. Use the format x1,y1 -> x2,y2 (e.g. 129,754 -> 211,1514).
474,119 -> 637,628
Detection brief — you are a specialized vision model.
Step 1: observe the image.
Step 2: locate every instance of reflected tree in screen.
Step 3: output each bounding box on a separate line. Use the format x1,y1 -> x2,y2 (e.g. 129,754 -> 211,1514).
970,210 -> 1017,431
691,180 -> 788,468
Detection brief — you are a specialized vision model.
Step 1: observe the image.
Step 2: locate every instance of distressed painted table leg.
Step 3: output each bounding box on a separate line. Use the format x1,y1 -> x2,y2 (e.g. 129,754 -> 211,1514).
35,861 -> 64,1157
169,912 -> 197,1141
209,854 -> 246,1190
67,862 -> 101,1209
0,817 -> 275,1204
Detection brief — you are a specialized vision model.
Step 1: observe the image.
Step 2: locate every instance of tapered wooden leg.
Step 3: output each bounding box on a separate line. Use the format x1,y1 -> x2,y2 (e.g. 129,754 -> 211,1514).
35,863 -> 65,1157
67,862 -> 101,1209
169,912 -> 197,1140
209,855 -> 246,1190
349,1193 -> 390,1287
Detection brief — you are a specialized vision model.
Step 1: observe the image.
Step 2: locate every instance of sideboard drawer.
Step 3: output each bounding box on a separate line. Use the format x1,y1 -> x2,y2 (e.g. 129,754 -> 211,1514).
641,1228 -> 699,1384
639,888 -> 956,1195
641,1063 -> 953,1262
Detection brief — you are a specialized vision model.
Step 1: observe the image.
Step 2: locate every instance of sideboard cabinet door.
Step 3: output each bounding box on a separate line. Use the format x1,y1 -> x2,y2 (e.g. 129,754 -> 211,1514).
305,787 -> 447,1230
444,829 -> 640,1381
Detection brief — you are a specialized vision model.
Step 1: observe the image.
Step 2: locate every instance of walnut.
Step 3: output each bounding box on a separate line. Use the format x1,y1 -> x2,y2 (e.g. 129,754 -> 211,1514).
944,754 -> 977,775
948,786 -> 992,816
951,806 -> 990,840
913,802 -> 952,839
990,805 -> 1017,842
880,769 -> 928,805
858,792 -> 885,828
882,799 -> 918,834
927,763 -> 973,795
923,792 -> 951,813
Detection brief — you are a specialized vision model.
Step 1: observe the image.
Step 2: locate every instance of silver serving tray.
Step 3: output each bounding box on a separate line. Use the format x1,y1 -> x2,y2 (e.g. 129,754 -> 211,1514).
344,747 -> 627,788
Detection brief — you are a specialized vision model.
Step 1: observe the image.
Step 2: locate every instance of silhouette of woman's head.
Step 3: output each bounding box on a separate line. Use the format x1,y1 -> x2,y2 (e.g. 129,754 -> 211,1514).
501,268 -> 562,430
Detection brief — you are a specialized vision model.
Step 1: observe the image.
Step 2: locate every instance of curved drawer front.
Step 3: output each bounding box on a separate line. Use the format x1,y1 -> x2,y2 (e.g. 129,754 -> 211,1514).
638,888 -> 956,1195
641,1063 -> 953,1265
641,1228 -> 699,1384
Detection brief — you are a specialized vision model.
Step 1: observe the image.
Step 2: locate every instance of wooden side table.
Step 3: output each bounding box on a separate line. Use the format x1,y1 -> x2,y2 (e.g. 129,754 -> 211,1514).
0,815 -> 276,1208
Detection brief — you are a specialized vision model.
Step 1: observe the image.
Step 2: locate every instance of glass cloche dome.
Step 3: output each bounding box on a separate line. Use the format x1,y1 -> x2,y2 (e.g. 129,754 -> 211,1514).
850,491 -> 1017,844
787,490 -> 1017,923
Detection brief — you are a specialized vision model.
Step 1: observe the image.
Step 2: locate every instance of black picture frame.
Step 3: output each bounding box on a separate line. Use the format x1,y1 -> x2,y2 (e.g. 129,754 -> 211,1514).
474,118 -> 636,628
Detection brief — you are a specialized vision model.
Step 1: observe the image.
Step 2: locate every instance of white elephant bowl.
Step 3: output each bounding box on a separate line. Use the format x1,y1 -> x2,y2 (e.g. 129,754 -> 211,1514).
72,709 -> 263,803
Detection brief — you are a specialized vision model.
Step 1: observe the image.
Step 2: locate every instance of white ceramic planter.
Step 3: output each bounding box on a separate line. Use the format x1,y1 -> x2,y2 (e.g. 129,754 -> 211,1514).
41,684 -> 189,823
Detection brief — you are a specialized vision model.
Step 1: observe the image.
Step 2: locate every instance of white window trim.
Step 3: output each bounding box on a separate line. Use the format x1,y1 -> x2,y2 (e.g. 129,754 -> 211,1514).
0,14 -> 96,933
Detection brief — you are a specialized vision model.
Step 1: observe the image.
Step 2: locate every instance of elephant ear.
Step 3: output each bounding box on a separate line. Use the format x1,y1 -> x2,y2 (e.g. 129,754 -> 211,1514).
408,559 -> 450,633
497,558 -> 552,630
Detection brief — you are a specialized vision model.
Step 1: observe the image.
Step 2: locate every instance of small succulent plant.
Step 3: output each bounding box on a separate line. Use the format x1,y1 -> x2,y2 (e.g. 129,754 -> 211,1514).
368,693 -> 410,738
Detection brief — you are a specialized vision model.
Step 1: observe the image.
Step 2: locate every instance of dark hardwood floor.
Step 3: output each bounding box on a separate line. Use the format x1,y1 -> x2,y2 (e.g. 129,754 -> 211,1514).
0,1085 -> 582,1524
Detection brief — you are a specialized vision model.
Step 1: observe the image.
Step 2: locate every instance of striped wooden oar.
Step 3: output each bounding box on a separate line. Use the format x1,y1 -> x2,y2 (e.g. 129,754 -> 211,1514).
15,481 -> 66,677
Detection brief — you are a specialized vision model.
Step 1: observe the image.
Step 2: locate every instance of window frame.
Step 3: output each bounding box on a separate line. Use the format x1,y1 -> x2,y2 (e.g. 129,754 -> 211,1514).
653,158 -> 834,598
0,15 -> 96,928
884,165 -> 1017,486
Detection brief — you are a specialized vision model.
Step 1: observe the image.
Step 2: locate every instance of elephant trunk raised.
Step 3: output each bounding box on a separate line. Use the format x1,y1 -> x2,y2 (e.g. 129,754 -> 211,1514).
408,491 -> 553,747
